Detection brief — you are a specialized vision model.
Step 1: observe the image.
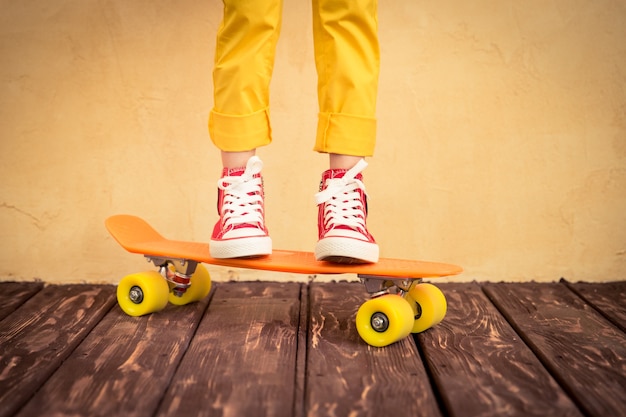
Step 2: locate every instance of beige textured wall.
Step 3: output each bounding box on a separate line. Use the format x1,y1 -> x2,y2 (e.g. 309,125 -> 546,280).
1,0 -> 625,284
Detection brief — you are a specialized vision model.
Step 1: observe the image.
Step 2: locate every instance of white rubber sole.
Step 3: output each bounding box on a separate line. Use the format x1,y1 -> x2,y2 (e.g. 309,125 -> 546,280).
315,237 -> 379,264
210,236 -> 272,259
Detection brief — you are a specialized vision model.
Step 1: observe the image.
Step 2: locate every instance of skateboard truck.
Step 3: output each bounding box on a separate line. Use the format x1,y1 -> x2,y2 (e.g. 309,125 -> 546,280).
358,275 -> 420,298
145,256 -> 198,297
358,276 -> 427,329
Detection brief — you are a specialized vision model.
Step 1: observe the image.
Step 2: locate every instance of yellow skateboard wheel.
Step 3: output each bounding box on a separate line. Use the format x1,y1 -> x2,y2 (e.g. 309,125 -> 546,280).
405,283 -> 447,333
168,264 -> 212,306
117,271 -> 169,316
356,294 -> 415,347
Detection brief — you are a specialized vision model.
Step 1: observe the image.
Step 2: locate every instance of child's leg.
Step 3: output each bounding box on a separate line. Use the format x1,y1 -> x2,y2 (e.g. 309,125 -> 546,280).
329,154 -> 364,170
209,0 -> 283,258
209,0 -> 284,157
311,0 -> 380,158
312,0 -> 380,263
221,150 -> 256,170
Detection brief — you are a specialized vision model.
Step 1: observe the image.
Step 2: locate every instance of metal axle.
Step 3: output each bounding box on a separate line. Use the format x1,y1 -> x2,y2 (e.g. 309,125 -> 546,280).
146,256 -> 199,297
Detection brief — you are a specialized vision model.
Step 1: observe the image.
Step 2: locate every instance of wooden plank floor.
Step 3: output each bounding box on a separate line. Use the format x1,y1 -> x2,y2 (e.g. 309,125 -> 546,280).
1,280 -> 624,417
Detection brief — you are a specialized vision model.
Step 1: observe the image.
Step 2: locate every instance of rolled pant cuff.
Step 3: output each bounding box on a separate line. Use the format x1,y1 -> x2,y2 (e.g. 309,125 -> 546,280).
314,112 -> 377,157
209,108 -> 272,152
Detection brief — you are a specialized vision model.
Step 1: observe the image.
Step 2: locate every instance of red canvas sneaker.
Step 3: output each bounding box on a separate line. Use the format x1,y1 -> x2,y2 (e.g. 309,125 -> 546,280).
315,159 -> 379,263
210,156 -> 272,258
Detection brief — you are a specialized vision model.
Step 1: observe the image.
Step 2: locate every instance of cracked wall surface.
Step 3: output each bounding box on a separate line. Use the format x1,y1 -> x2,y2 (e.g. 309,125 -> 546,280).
1,0 -> 625,283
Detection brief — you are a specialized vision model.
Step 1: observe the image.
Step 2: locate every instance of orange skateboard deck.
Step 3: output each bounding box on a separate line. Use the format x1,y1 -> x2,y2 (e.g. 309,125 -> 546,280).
105,214 -> 462,279
105,214 -> 462,347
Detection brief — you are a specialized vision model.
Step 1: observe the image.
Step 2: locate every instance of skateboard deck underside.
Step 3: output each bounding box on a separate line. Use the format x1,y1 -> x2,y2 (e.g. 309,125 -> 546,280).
105,215 -> 463,279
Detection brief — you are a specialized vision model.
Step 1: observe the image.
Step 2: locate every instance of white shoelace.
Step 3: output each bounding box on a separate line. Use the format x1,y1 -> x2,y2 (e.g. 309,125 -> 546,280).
315,159 -> 369,233
217,156 -> 265,229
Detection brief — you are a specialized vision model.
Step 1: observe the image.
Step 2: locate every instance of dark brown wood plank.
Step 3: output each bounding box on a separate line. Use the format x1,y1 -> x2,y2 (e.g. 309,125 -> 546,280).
306,282 -> 442,417
565,280 -> 626,333
0,281 -> 44,321
0,285 -> 116,417
483,282 -> 626,417
156,282 -> 302,417
417,283 -> 583,417
15,288 -> 213,417
293,282 -> 309,417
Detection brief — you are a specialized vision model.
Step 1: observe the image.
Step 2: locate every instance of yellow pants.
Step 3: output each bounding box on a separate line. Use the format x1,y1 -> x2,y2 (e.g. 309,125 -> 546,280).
209,0 -> 379,157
